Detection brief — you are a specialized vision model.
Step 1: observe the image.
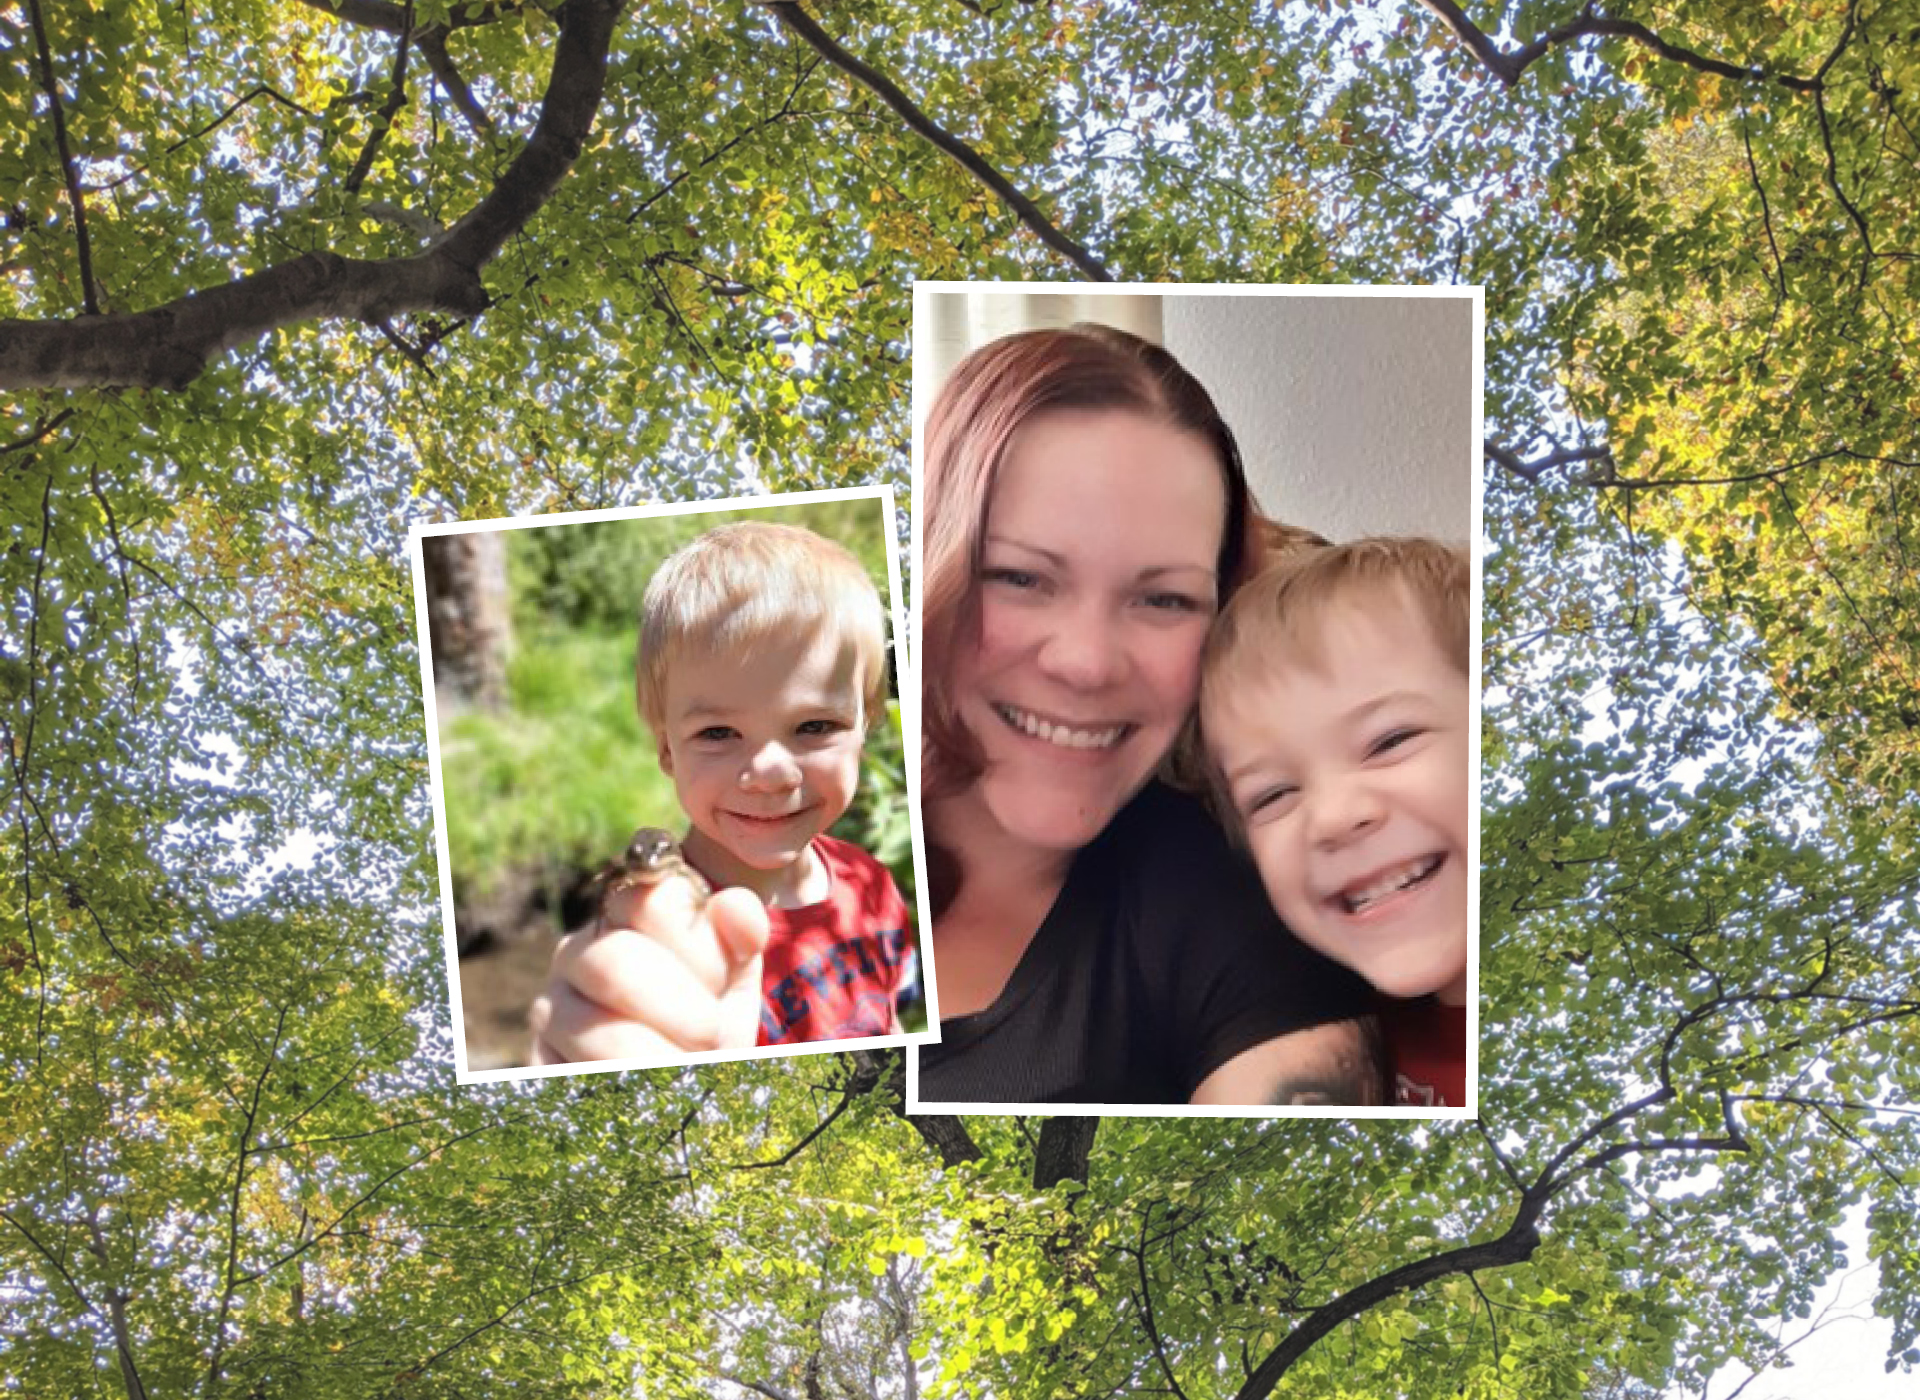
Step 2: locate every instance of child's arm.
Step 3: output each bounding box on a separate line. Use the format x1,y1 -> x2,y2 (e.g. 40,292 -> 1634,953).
529,878 -> 769,1064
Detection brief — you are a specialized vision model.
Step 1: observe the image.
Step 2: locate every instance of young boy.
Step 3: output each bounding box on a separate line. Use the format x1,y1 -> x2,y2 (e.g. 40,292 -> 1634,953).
1199,537 -> 1470,1106
530,521 -> 913,1064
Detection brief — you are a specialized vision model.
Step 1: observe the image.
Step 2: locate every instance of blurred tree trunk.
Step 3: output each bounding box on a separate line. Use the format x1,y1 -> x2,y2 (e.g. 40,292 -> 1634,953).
422,533 -> 512,712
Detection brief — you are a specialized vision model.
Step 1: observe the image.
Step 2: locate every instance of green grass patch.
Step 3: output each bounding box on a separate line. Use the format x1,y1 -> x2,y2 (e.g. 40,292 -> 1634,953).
440,626 -> 676,904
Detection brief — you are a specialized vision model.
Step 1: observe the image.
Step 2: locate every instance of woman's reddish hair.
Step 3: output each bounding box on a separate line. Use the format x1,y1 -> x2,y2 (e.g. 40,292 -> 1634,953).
920,323 -> 1258,808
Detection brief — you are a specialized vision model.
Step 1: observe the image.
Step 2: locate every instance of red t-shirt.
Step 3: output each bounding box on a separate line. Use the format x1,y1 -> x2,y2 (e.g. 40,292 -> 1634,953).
1384,997 -> 1468,1107
757,836 -> 913,1045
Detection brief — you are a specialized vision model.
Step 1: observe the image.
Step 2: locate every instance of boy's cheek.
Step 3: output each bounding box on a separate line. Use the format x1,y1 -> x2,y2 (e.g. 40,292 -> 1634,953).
1248,844 -> 1342,963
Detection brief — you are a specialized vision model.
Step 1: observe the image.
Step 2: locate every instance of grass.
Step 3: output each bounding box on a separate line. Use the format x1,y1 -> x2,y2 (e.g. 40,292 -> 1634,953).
440,626 -> 677,906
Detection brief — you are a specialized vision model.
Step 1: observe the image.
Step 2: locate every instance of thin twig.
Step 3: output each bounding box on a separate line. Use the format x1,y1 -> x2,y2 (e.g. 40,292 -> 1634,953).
343,3 -> 414,195
25,0 -> 98,313
1,408 -> 75,454
761,1 -> 1112,279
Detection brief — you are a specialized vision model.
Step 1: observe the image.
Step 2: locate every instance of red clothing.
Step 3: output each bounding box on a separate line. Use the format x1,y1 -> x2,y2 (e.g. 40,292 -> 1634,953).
1384,997 -> 1468,1107
757,836 -> 913,1045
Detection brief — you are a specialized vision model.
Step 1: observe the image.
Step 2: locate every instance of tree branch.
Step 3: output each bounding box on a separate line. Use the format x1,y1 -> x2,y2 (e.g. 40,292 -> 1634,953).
761,1 -> 1111,280
1484,438 -> 1614,483
342,6 -> 415,196
731,1054 -> 886,1171
863,1051 -> 981,1166
296,0 -> 499,130
0,407 -> 75,454
419,30 -> 494,131
85,86 -> 321,195
84,1215 -> 150,1400
206,1003 -> 290,1393
1234,1212 -> 1546,1400
1032,1117 -> 1098,1190
1234,1070 -> 1760,1397
1412,0 -> 1821,94
0,0 -> 623,390
1811,3 -> 1873,289
1741,116 -> 1788,311
0,1207 -> 101,1320
724,1375 -> 802,1400
26,0 -> 98,314
1134,1206 -> 1192,1400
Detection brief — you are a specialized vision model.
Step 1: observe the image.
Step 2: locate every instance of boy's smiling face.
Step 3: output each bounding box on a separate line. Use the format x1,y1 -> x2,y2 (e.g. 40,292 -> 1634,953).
657,629 -> 867,899
1203,598 -> 1469,1004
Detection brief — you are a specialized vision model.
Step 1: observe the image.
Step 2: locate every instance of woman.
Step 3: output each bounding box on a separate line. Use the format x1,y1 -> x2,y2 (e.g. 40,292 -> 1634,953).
917,324 -> 1377,1105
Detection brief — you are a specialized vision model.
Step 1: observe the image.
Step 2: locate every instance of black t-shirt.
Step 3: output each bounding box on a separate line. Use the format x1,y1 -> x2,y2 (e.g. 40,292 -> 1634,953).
918,782 -> 1370,1104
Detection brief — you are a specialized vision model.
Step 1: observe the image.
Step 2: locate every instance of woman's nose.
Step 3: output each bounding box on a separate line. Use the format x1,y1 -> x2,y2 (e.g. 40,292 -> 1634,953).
1035,604 -> 1127,690
739,742 -> 801,790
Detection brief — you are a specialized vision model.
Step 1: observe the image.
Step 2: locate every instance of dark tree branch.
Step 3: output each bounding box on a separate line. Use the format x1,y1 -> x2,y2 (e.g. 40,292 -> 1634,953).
1741,116 -> 1788,311
0,0 -> 623,390
1467,1273 -> 1502,1365
26,0 -> 99,314
8,470 -> 58,1059
1134,1207 -> 1192,1400
731,1054 -> 887,1171
1498,438 -> 1919,492
0,1207 -> 100,1320
1,407 -> 74,454
419,30 -> 494,131
1473,1118 -> 1528,1194
83,1214 -> 150,1400
1234,1048 -> 1766,1397
342,5 -> 415,196
1233,1213 -> 1546,1400
761,1 -> 1112,280
863,1052 -> 982,1166
1032,1117 -> 1098,1190
296,0 -> 499,130
1412,0 -> 1821,94
85,86 -> 321,195
1484,438 -> 1614,483
625,58 -> 822,225
724,1375 -> 802,1400
206,1004 -> 290,1392
902,1112 -> 983,1166
1811,4 -> 1873,288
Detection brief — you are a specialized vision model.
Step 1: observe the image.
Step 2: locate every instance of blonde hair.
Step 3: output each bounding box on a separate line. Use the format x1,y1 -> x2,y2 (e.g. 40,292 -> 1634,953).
1200,536 -> 1470,821
636,522 -> 889,732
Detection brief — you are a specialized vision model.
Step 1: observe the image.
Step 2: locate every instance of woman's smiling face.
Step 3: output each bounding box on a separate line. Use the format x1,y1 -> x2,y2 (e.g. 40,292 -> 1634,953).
944,407 -> 1227,856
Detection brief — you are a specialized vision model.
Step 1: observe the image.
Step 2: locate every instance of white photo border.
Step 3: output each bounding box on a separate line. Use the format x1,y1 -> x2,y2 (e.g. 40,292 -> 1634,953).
904,279 -> 1483,1121
408,483 -> 936,1086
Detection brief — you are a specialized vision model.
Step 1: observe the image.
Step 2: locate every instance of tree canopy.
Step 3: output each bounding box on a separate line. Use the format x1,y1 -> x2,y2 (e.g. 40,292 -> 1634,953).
4,2 -> 1917,1398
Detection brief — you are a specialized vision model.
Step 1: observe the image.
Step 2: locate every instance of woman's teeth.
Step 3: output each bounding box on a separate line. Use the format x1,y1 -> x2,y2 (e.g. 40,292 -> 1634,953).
1339,854 -> 1443,913
995,704 -> 1127,750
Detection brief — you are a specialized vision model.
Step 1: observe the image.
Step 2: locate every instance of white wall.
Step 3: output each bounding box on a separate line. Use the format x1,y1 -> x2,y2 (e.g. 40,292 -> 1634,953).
1162,292 -> 1474,545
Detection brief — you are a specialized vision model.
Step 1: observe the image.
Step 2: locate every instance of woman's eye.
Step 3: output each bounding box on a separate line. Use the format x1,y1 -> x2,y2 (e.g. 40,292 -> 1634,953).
1141,590 -> 1206,614
1370,727 -> 1421,757
983,567 -> 1041,590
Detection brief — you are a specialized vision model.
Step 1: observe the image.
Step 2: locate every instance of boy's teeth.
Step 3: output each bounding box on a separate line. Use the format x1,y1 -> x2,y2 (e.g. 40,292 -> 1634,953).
997,704 -> 1125,750
1340,855 -> 1442,913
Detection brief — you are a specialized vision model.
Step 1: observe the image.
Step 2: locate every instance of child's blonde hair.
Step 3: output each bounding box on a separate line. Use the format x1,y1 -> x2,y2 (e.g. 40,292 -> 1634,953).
1200,536 -> 1470,820
636,521 -> 889,733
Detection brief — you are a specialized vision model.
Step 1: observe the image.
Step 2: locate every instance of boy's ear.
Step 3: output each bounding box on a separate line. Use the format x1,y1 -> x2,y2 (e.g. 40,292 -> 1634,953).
654,729 -> 674,776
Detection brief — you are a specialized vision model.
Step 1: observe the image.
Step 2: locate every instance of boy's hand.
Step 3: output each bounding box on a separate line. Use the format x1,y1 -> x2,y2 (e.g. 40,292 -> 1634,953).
528,873 -> 769,1065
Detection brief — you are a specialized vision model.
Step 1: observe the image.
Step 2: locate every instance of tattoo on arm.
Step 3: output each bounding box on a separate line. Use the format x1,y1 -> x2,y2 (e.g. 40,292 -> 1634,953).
1264,1017 -> 1386,1106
